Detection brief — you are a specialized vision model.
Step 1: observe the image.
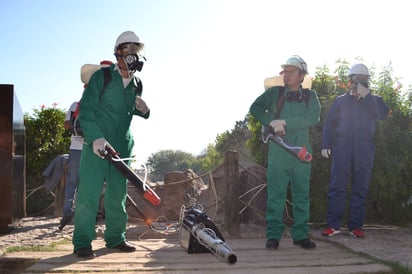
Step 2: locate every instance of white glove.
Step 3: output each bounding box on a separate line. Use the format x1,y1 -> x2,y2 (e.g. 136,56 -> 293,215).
93,138 -> 108,159
357,83 -> 370,98
135,96 -> 149,114
321,149 -> 331,159
269,119 -> 286,129
270,119 -> 286,135
274,124 -> 285,135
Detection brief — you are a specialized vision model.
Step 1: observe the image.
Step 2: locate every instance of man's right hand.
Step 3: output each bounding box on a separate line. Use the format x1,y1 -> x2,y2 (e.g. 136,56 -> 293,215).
93,138 -> 108,159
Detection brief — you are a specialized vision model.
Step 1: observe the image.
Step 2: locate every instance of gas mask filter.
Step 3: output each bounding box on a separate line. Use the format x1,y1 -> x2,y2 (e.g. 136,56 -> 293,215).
124,53 -> 145,72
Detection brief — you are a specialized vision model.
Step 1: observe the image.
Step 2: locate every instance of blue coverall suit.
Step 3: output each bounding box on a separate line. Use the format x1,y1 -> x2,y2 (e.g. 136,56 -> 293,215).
72,64 -> 149,252
322,92 -> 389,231
250,86 -> 321,241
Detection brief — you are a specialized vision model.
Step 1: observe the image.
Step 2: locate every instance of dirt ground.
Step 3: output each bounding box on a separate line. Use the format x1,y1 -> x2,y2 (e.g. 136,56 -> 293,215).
1,217 -> 411,272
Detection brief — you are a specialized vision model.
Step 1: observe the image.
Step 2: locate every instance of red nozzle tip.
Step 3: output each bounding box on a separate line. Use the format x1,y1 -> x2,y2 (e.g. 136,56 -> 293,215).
298,146 -> 312,162
144,189 -> 161,206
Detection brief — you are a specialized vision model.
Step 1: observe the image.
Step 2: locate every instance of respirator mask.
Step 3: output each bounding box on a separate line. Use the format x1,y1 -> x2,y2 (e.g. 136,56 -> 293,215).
351,75 -> 369,88
116,43 -> 146,74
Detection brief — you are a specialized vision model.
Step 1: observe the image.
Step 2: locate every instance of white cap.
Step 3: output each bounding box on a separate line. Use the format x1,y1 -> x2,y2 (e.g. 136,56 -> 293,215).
281,55 -> 308,74
114,31 -> 144,52
349,63 -> 369,76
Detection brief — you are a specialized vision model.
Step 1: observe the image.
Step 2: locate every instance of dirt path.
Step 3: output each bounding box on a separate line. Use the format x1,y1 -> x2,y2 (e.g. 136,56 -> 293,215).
0,217 -> 411,273
310,224 -> 412,270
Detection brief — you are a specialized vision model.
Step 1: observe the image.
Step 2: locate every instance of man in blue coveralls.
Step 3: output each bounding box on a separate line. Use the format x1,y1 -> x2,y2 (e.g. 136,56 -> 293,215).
321,63 -> 389,238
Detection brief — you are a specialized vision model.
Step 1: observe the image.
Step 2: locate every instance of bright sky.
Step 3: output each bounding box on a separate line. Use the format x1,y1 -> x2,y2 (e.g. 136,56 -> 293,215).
1,0 -> 411,164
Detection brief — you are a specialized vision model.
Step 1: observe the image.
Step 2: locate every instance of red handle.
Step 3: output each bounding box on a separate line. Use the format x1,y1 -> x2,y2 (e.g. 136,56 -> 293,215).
144,188 -> 161,206
297,146 -> 312,162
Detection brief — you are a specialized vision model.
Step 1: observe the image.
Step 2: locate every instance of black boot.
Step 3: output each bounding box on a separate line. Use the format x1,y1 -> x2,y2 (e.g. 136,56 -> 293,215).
293,238 -> 316,249
113,241 -> 136,252
74,246 -> 96,259
266,239 -> 279,250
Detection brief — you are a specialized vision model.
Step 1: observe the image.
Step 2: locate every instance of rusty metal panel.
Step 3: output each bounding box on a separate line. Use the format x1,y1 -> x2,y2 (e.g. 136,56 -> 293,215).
0,84 -> 26,233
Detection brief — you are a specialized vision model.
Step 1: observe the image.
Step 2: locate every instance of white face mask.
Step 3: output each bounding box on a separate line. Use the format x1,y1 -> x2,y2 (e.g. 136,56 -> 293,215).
351,75 -> 370,88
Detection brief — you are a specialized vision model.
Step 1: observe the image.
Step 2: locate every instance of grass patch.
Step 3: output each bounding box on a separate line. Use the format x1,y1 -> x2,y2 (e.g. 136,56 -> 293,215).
3,238 -> 71,254
374,259 -> 412,274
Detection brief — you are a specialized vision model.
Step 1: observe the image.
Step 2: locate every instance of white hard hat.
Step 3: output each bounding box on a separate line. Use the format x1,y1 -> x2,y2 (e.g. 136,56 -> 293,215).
349,63 -> 369,76
281,55 -> 308,74
114,31 -> 144,52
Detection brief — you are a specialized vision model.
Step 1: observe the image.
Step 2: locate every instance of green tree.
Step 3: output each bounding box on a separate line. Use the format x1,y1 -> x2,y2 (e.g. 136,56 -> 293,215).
246,113 -> 268,166
25,105 -> 70,215
193,118 -> 256,175
146,150 -> 195,181
214,119 -> 254,162
193,144 -> 223,175
367,64 -> 412,223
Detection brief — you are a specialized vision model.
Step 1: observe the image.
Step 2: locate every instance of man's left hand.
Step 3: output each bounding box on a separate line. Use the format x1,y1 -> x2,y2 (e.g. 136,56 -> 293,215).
135,96 -> 149,114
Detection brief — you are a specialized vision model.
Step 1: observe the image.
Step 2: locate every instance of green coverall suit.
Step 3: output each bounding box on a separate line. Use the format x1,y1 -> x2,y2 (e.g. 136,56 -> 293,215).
73,64 -> 149,251
249,86 -> 320,241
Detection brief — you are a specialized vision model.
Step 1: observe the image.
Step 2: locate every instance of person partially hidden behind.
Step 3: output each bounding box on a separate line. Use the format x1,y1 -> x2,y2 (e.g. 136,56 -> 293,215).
72,31 -> 150,259
59,61 -> 112,230
250,55 -> 321,250
59,100 -> 84,230
321,63 -> 389,238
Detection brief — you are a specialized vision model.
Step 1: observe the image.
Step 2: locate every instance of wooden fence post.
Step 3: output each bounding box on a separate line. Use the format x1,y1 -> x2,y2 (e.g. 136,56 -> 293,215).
224,150 -> 240,236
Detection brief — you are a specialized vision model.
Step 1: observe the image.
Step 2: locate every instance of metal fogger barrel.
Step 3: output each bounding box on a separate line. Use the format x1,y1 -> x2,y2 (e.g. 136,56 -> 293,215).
180,207 -> 237,265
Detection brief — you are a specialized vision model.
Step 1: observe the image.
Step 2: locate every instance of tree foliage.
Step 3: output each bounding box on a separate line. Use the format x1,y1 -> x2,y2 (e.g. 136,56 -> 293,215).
214,119 -> 254,162
193,144 -> 223,175
246,114 -> 268,166
146,150 -> 196,181
367,64 -> 412,223
24,105 -> 70,215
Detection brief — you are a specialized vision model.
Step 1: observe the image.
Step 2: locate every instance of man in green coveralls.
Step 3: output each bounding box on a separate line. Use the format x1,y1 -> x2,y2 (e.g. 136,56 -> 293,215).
249,55 -> 320,250
72,31 -> 150,259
